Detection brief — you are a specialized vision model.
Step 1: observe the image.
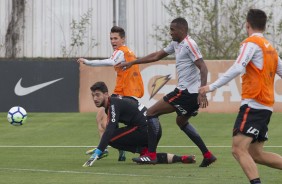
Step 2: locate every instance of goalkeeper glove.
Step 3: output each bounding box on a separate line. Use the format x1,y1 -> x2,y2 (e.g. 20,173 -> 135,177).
82,148 -> 102,167
85,148 -> 109,160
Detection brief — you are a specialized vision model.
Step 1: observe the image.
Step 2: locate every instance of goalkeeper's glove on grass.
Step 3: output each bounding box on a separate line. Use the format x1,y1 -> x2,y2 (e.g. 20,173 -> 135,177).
83,148 -> 102,167
86,148 -> 109,160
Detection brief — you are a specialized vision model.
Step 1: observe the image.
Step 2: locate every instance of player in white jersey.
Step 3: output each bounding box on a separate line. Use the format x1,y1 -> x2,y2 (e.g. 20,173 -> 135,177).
199,9 -> 282,184
120,17 -> 216,167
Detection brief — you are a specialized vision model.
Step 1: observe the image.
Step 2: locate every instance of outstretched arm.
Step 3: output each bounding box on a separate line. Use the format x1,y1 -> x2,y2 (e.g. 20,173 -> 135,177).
119,50 -> 169,69
198,62 -> 243,97
77,50 -> 126,67
199,42 -> 256,97
77,58 -> 116,66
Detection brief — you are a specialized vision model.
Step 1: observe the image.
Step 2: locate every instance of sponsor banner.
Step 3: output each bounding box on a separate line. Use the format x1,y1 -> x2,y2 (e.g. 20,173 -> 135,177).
79,60 -> 282,113
0,60 -> 79,112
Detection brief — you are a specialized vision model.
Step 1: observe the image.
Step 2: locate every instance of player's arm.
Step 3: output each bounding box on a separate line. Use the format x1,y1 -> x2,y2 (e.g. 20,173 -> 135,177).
77,58 -> 116,66
194,58 -> 208,108
133,50 -> 168,64
96,102 -> 120,152
186,39 -> 208,107
77,50 -> 125,67
96,108 -> 107,138
195,58 -> 208,87
119,50 -> 168,69
83,103 -> 120,167
199,42 -> 256,95
276,56 -> 282,78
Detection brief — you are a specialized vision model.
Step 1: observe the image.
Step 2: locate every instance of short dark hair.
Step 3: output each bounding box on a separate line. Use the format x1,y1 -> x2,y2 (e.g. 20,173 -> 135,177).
247,9 -> 267,31
171,17 -> 188,32
111,26 -> 125,38
90,81 -> 108,93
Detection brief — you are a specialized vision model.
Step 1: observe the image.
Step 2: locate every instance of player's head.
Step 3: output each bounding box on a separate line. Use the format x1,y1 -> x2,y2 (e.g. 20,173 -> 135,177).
110,26 -> 126,50
170,17 -> 188,43
246,9 -> 267,33
90,81 -> 109,108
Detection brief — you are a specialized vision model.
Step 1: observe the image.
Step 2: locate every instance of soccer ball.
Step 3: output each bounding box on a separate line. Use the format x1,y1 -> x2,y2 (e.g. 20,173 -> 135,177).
7,106 -> 27,126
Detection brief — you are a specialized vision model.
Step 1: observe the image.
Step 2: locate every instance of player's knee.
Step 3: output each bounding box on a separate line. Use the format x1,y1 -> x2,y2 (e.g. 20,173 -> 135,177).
146,108 -> 157,117
176,116 -> 189,129
146,113 -> 159,121
232,146 -> 248,162
177,122 -> 186,128
176,120 -> 187,129
231,146 -> 240,160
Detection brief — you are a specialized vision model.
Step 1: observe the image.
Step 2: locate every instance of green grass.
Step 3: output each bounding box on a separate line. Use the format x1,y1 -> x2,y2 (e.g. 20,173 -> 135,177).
0,112 -> 281,184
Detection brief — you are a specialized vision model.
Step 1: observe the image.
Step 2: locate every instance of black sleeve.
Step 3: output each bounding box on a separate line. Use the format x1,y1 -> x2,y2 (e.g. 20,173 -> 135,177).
97,100 -> 120,151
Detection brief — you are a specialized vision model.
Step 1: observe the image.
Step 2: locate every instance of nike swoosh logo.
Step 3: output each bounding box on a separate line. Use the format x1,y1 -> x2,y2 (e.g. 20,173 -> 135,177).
264,42 -> 270,48
14,78 -> 63,96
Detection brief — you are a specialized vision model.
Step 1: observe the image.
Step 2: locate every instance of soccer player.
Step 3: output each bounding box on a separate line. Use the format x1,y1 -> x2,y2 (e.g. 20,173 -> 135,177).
119,17 -> 216,167
83,81 -> 196,167
77,26 -> 144,161
199,9 -> 282,184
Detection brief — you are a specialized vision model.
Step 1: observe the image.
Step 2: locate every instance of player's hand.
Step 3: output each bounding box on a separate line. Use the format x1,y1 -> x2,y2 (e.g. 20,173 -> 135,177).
198,85 -> 210,95
82,148 -> 102,167
198,86 -> 210,108
118,62 -> 133,70
77,58 -> 86,64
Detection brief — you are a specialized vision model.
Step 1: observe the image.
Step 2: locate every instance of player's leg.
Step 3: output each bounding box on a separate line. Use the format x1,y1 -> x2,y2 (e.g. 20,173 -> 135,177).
166,89 -> 216,167
232,134 -> 259,182
156,153 -> 196,164
177,116 -> 216,167
248,139 -> 282,169
146,96 -> 175,151
232,104 -> 272,183
132,99 -> 173,164
248,112 -> 282,169
109,125 -> 148,154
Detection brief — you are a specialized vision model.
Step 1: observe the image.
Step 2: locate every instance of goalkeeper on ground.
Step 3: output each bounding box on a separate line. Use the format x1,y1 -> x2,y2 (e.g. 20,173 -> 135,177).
83,81 -> 196,167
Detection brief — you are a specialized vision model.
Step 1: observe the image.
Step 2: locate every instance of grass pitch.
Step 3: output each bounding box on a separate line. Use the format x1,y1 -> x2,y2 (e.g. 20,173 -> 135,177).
0,112 -> 281,184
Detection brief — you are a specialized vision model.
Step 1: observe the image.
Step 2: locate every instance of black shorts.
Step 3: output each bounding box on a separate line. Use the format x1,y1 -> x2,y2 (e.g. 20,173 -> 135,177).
109,125 -> 148,152
163,88 -> 199,117
233,104 -> 272,143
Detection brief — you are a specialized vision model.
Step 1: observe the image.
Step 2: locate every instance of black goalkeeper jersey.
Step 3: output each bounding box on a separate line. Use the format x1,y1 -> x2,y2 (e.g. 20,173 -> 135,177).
97,96 -> 147,151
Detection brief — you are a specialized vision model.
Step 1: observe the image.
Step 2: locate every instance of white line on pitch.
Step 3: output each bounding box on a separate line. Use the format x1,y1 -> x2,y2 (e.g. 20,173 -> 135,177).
0,167 -> 207,180
0,145 -> 281,148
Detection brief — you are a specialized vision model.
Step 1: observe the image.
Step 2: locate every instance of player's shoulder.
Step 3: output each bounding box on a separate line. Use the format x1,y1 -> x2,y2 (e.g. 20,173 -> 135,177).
111,49 -> 124,59
118,45 -> 130,52
110,96 -> 122,103
122,96 -> 139,104
118,45 -> 136,55
168,40 -> 178,46
183,36 -> 198,47
111,96 -> 136,105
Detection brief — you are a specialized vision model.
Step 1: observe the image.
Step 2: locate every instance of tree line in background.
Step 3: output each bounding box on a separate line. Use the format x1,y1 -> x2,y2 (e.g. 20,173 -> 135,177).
153,0 -> 282,59
3,0 -> 282,59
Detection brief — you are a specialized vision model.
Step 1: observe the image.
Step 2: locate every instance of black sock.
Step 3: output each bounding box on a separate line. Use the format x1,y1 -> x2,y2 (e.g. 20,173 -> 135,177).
250,178 -> 261,184
156,153 -> 181,163
181,123 -> 208,154
172,155 -> 182,163
156,153 -> 168,163
147,116 -> 162,153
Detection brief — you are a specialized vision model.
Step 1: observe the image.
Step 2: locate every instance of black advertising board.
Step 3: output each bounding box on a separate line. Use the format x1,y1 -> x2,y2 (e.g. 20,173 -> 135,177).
0,60 -> 79,112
